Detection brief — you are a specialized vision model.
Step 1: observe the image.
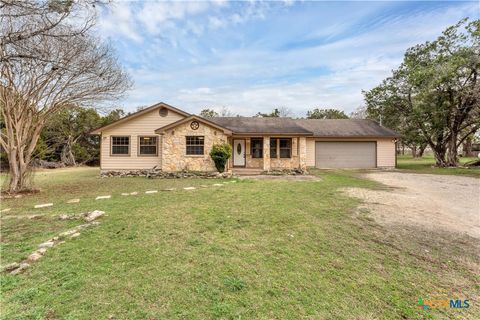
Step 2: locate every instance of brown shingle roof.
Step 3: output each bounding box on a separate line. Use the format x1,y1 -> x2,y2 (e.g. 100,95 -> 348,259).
209,117 -> 313,135
210,117 -> 400,137
295,119 -> 400,138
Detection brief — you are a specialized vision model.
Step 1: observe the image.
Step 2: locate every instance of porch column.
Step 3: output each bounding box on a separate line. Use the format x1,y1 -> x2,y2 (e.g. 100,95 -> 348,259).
263,136 -> 270,171
299,137 -> 307,170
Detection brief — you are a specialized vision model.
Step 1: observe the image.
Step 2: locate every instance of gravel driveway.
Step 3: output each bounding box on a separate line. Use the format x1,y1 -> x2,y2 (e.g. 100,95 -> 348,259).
343,172 -> 480,239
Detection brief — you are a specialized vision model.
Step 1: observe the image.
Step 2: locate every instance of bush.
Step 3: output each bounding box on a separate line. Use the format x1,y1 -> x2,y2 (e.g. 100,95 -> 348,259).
209,143 -> 232,173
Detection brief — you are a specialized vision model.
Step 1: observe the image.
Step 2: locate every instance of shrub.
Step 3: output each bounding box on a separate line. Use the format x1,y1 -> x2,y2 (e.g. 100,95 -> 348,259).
209,143 -> 232,173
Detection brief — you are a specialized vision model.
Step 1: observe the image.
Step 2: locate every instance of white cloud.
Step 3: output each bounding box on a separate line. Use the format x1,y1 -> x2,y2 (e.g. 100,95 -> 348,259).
98,1 -> 478,116
98,2 -> 142,42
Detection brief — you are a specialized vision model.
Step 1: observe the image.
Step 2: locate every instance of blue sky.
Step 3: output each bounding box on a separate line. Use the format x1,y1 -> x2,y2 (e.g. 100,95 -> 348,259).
97,0 -> 479,116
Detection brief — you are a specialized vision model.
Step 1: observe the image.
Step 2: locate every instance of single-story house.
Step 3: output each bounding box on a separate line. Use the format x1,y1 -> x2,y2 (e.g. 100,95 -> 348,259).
91,102 -> 400,174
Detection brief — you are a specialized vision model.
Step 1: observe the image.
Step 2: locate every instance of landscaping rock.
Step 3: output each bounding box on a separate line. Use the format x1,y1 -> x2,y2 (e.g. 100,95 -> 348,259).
2,262 -> 19,272
130,192 -> 138,195
67,198 -> 80,203
101,169 -> 234,179
27,214 -> 43,219
162,188 -> 175,191
95,195 -> 111,200
34,203 -> 53,209
1,208 -> 11,213
213,184 -> 223,187
37,247 -> 47,254
59,213 -> 85,220
121,193 -> 129,196
84,210 -> 104,222
263,168 -> 308,176
10,262 -> 30,275
70,232 -> 81,238
60,229 -> 78,237
183,187 -> 196,190
38,240 -> 55,248
27,252 -> 43,262
145,190 -> 158,194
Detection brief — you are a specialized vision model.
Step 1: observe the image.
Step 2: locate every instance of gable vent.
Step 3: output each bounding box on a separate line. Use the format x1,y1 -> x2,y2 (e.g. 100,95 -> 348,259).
159,107 -> 168,117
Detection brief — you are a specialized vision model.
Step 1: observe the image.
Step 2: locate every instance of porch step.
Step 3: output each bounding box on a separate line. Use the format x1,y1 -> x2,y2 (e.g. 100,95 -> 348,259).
232,168 -> 264,176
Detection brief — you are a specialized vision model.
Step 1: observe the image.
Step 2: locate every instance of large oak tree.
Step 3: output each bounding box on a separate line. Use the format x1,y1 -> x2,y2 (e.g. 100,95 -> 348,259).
364,19 -> 480,167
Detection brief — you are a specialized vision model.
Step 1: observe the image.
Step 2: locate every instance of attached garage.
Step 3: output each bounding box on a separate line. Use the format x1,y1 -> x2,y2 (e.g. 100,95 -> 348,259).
315,141 -> 376,168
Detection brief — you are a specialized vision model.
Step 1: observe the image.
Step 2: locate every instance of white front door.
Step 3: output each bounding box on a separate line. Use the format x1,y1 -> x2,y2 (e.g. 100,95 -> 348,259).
233,139 -> 246,167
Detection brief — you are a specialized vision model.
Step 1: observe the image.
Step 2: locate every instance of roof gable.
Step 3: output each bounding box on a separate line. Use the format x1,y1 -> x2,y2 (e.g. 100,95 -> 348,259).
90,102 -> 190,134
155,115 -> 233,135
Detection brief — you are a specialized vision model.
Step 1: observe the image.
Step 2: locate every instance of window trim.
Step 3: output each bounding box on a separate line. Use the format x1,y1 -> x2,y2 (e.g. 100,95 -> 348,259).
185,135 -> 205,156
110,135 -> 131,157
250,138 -> 263,159
138,136 -> 158,157
270,137 -> 292,159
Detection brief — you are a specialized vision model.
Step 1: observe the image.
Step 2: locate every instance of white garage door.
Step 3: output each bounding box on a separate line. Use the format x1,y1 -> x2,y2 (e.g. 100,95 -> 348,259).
315,141 -> 376,168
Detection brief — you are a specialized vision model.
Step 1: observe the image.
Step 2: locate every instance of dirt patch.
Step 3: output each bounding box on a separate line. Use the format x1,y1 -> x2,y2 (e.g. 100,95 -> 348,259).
342,172 -> 480,239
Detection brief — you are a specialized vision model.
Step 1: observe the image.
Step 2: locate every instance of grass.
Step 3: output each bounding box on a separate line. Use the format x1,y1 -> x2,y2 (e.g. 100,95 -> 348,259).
1,167 -> 479,319
397,155 -> 480,177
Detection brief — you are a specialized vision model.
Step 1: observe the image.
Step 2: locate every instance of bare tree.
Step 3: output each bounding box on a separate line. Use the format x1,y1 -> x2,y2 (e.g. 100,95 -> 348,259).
0,1 -> 131,193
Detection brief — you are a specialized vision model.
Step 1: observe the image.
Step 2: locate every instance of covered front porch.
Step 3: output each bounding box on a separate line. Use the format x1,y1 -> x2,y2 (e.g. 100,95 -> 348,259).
228,136 -> 307,173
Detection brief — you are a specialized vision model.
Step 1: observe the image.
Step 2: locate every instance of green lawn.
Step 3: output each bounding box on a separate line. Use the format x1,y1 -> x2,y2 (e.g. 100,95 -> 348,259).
1,168 -> 478,319
397,155 -> 480,177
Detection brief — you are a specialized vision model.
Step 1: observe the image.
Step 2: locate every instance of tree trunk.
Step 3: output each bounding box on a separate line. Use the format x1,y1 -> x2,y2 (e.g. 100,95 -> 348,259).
60,136 -> 76,166
416,144 -> 427,158
6,142 -> 35,193
411,145 -> 418,158
431,145 -> 447,167
463,136 -> 474,157
446,132 -> 459,167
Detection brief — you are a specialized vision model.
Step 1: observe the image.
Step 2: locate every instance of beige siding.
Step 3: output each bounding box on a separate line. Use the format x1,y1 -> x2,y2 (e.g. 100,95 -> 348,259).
306,137 -> 396,168
101,108 -> 185,170
376,138 -> 396,167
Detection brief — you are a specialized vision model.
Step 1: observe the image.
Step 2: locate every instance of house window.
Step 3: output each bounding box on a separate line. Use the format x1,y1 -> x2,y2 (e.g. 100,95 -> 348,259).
251,138 -> 263,158
270,138 -> 292,158
279,138 -> 292,158
111,136 -> 130,155
270,138 -> 277,158
186,136 -> 204,155
139,136 -> 157,156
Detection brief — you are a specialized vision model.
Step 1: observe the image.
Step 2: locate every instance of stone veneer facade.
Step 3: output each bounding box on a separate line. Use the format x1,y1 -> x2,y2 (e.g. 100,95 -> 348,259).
161,120 -> 228,172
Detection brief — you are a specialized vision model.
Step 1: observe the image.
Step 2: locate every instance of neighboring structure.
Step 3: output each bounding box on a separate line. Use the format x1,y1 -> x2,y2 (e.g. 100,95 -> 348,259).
91,102 -> 400,173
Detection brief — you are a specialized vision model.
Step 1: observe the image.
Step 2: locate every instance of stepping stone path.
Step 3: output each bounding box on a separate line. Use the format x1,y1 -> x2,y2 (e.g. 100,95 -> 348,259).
183,187 -> 196,190
67,198 -> 80,204
7,210 -> 105,275
145,190 -> 158,194
95,195 -> 111,200
34,203 -> 53,209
